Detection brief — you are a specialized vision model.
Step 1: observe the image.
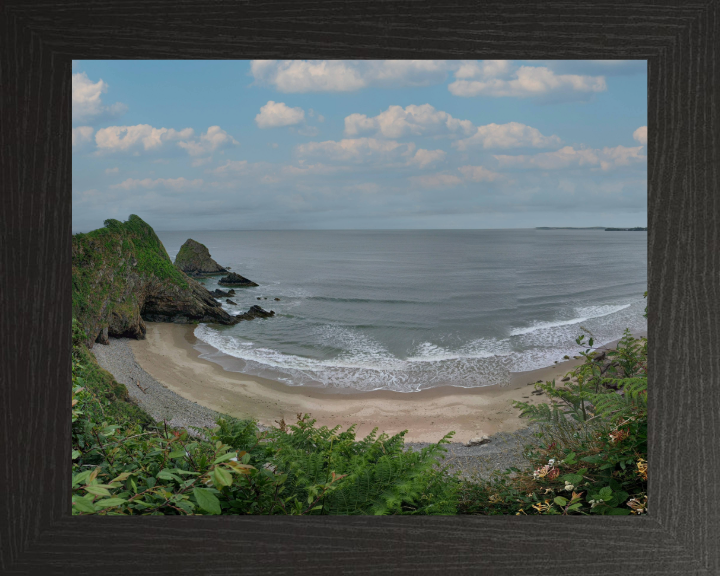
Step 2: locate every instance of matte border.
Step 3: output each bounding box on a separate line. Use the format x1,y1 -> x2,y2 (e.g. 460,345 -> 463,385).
1,2 -> 718,574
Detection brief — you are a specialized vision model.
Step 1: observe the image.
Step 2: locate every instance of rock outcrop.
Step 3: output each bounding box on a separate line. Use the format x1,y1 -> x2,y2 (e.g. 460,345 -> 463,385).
72,215 -> 238,348
174,239 -> 228,277
218,272 -> 259,287
236,305 -> 275,321
210,288 -> 237,298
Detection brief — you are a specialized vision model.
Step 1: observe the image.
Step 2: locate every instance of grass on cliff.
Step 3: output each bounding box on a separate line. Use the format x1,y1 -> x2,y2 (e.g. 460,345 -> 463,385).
72,215 -> 188,342
72,321 -> 154,428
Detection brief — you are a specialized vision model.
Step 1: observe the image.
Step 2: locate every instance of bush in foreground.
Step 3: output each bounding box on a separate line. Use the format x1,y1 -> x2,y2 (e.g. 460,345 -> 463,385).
72,331 -> 457,515
457,328 -> 648,515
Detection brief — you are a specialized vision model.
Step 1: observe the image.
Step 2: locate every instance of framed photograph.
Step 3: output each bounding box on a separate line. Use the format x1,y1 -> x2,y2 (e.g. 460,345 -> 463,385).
2,2 -> 718,574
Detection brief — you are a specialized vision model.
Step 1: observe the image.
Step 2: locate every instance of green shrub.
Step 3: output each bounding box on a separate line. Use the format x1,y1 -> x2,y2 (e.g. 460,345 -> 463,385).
458,315 -> 648,516
71,328 -> 457,516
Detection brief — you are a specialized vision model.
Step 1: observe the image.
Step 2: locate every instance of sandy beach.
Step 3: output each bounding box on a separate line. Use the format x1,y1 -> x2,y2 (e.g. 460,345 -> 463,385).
119,322 -> 643,444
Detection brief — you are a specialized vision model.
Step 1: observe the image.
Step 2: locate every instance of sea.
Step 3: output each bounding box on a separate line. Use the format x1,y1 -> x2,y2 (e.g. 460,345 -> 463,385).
157,229 -> 647,393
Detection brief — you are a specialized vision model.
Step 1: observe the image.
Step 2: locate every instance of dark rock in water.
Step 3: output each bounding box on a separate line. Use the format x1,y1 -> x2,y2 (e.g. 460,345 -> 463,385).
256,297 -> 261,300
174,238 -> 228,277
274,298 -> 280,301
227,289 -> 236,296
219,272 -> 259,287
226,299 -> 237,305
264,297 -> 267,300
235,305 -> 275,321
72,215 -> 239,348
211,288 -> 230,297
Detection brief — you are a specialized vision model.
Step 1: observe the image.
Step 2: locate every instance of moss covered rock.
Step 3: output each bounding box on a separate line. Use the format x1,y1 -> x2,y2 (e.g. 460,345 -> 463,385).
72,215 -> 238,348
174,238 -> 228,277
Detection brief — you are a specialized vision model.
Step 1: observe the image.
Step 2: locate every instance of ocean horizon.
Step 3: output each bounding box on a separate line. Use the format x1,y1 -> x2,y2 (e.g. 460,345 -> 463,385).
157,229 -> 647,393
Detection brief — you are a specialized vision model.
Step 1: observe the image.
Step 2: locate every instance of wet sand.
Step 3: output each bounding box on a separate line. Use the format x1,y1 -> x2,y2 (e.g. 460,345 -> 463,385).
126,322 -> 642,443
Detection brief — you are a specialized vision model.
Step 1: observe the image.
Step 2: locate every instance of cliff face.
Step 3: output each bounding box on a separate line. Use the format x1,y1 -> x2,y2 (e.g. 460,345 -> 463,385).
174,238 -> 228,277
72,215 -> 237,348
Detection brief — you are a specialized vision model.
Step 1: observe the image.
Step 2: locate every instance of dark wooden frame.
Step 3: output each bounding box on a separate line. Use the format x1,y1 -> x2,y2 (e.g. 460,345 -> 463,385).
1,1 -> 718,574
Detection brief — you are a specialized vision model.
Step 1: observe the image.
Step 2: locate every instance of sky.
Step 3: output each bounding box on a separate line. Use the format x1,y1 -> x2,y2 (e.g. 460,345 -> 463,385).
72,60 -> 647,232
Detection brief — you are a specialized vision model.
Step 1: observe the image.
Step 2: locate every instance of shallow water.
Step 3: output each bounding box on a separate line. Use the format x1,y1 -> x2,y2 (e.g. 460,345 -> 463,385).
157,229 -> 647,392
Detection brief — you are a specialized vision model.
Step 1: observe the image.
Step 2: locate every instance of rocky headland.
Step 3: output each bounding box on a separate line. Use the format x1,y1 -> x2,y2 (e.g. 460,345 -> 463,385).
173,238 -> 228,277
72,215 -> 240,348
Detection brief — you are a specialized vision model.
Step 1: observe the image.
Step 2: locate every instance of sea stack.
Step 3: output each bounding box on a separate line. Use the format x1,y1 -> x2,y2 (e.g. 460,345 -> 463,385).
219,272 -> 259,287
174,239 -> 228,278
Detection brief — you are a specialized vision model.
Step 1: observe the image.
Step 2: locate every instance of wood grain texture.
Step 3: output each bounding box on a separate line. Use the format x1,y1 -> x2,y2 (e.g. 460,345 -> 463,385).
0,1 -> 718,574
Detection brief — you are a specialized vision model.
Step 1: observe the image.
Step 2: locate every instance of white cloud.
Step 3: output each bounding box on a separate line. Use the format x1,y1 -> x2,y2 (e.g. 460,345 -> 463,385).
458,165 -> 502,182
93,124 -> 236,156
454,122 -> 561,150
72,72 -> 127,123
72,126 -> 94,147
208,160 -> 272,176
454,60 -> 512,79
95,124 -> 194,153
104,167 -> 119,174
412,165 -> 502,189
345,104 -> 474,139
255,101 -> 305,128
407,149 -> 446,169
448,65 -> 606,99
281,163 -> 347,176
410,173 -> 463,188
251,60 -> 449,93
296,125 -> 319,137
296,138 -> 416,163
494,145 -> 646,171
210,160 -> 249,174
633,126 -> 647,145
177,126 -> 239,156
110,177 -> 204,191
308,110 -> 325,122
191,157 -> 213,167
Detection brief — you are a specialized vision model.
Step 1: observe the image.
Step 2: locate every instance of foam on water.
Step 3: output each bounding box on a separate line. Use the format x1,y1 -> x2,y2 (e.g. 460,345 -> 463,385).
510,304 -> 631,336
157,229 -> 647,393
194,299 -> 644,392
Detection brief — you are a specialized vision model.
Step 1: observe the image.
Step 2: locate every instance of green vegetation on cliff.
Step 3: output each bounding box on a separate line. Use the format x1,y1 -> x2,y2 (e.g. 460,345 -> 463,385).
72,215 -> 188,343
72,215 -> 235,347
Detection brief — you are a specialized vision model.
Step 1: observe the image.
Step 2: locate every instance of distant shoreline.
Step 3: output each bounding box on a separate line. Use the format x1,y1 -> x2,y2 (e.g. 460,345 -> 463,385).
535,226 -> 647,231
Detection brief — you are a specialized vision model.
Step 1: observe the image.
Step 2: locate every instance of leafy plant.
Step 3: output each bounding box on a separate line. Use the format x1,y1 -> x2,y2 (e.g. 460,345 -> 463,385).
71,328 -> 457,516
458,298 -> 648,516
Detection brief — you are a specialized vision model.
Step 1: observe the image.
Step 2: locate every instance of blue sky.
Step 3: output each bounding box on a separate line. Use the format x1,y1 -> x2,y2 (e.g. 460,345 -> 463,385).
72,60 -> 647,232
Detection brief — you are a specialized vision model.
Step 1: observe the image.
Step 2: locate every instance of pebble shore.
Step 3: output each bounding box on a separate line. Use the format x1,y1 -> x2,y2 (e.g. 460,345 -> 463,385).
92,337 -> 226,433
93,337 -> 538,480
